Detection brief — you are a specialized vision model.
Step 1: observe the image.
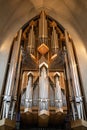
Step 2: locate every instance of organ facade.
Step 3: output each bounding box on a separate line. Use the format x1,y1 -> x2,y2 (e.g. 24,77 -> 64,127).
0,11 -> 87,130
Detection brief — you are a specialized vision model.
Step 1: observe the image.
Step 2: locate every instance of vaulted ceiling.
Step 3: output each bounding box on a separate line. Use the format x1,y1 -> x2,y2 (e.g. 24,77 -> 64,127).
0,0 -> 87,50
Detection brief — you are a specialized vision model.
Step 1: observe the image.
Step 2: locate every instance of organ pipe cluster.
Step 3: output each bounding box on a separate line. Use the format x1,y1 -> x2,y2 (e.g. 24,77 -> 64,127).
39,11 -> 48,39
65,30 -> 86,120
39,62 -> 49,118
2,30 -> 22,119
22,61 -> 63,119
54,72 -> 63,113
24,72 -> 33,113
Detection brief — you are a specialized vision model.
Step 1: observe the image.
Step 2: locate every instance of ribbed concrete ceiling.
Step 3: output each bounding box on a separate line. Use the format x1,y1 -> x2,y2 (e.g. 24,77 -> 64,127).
0,0 -> 87,50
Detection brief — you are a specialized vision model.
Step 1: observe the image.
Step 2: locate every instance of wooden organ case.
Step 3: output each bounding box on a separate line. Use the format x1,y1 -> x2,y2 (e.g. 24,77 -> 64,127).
20,11 -> 67,127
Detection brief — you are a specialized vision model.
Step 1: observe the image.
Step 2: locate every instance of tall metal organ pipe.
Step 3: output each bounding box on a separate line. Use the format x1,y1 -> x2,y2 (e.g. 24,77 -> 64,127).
39,62 -> 49,118
28,23 -> 35,55
54,72 -> 63,113
65,30 -> 85,119
24,72 -> 33,113
39,11 -> 48,44
51,26 -> 59,51
2,30 -> 22,119
64,52 -> 76,120
11,50 -> 22,120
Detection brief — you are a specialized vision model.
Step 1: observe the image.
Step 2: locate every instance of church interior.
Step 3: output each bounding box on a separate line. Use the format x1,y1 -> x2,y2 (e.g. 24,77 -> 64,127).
0,1 -> 87,130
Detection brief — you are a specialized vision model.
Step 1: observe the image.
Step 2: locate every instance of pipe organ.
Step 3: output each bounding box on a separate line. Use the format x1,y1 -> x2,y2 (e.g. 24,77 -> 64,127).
0,11 -> 86,128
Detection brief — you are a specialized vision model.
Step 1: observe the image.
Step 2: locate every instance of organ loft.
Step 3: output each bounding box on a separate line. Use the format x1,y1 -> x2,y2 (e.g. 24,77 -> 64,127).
0,11 -> 87,130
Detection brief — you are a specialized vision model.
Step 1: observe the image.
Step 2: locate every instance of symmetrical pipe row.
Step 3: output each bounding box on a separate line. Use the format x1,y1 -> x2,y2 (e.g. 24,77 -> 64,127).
23,61 -> 63,118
